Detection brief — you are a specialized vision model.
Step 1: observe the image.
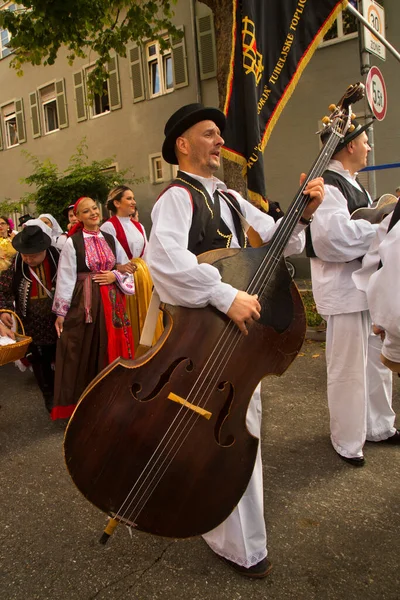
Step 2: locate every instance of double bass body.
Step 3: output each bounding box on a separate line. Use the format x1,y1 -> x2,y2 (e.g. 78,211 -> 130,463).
64,245 -> 306,538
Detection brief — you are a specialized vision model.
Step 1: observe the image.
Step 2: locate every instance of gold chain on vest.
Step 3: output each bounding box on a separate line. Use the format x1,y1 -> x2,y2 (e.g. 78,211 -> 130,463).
175,177 -> 247,248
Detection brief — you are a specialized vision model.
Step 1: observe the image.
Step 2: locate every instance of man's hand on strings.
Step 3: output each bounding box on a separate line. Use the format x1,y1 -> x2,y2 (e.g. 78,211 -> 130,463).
299,173 -> 325,221
227,290 -> 261,335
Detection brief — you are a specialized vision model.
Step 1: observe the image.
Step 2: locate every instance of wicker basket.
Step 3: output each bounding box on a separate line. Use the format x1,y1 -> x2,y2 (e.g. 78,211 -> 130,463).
0,309 -> 32,367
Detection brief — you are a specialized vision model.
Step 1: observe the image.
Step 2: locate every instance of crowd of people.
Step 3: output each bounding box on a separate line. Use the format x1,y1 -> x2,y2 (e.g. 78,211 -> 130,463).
0,188 -> 152,419
0,102 -> 399,580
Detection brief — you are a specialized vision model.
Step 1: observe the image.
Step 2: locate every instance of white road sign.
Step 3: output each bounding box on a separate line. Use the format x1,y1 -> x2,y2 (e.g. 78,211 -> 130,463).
366,66 -> 387,121
362,0 -> 386,61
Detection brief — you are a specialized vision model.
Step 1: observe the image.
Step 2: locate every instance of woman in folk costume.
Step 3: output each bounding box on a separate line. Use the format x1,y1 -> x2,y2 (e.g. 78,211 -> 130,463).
0,216 -> 17,273
39,213 -> 64,247
101,186 -> 163,348
52,196 -> 135,421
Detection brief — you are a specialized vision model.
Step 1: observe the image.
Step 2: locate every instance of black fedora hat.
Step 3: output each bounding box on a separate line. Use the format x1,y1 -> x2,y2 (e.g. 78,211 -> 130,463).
62,204 -> 75,219
322,118 -> 374,155
162,103 -> 226,165
12,225 -> 52,254
18,214 -> 33,227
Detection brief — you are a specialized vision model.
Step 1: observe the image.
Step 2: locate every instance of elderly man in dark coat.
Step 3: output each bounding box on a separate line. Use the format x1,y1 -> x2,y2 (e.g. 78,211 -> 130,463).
0,226 -> 59,413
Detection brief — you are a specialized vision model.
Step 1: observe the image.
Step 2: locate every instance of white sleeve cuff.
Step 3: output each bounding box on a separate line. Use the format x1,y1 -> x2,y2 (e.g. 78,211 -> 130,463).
209,282 -> 238,314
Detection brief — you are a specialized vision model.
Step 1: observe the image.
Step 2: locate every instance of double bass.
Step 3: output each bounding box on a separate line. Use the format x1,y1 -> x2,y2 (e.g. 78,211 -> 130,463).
64,83 -> 364,540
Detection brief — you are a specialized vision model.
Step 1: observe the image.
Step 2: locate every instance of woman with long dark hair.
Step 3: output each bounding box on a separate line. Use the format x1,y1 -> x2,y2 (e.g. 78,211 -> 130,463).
101,186 -> 163,347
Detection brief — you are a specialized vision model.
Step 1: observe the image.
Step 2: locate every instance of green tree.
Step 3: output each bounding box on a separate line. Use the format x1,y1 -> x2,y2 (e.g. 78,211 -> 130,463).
0,0 -> 180,96
1,0 -> 242,191
20,139 -> 141,226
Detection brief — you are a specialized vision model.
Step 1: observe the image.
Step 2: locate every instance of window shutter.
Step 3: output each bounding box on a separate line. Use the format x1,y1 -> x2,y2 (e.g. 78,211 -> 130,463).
129,45 -> 145,103
197,14 -> 217,80
73,70 -> 87,122
0,119 -> 3,151
171,26 -> 188,89
29,91 -> 41,138
15,98 -> 26,144
56,78 -> 68,128
107,56 -> 122,111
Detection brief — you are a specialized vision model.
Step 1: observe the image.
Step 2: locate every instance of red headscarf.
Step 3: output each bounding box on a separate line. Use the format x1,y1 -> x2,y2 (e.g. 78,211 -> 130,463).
67,197 -> 89,237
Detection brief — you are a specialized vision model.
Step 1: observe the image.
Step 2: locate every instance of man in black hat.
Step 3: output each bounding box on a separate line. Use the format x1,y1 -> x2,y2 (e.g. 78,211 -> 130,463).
0,226 -> 60,413
307,119 -> 400,468
18,214 -> 33,227
146,103 -> 324,578
62,204 -> 78,231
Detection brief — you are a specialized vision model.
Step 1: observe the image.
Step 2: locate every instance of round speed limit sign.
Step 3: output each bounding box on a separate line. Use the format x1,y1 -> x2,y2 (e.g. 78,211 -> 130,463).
366,66 -> 387,121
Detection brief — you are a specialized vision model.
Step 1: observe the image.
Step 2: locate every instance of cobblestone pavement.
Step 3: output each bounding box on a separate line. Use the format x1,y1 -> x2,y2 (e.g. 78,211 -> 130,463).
0,340 -> 399,600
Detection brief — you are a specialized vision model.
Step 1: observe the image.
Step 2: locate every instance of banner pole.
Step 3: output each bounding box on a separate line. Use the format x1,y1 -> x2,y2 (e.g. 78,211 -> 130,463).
346,2 -> 400,63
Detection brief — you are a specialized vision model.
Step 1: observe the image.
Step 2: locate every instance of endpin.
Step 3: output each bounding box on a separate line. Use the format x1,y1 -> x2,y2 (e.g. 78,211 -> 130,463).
99,516 -> 119,545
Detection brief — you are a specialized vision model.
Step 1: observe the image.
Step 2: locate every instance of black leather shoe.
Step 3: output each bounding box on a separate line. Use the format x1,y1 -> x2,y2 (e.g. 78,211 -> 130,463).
380,430 -> 400,445
220,556 -> 272,578
338,454 -> 365,467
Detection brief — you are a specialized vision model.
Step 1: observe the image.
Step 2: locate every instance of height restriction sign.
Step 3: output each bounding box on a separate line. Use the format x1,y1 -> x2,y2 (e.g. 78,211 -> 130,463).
366,66 -> 387,121
362,0 -> 386,61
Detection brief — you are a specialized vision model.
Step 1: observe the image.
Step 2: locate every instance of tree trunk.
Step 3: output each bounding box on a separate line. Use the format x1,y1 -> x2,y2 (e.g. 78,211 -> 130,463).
202,0 -> 248,199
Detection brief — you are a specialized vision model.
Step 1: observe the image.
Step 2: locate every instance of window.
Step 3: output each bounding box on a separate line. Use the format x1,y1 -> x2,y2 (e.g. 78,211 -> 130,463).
146,41 -> 173,98
129,27 -> 188,103
40,84 -> 59,133
0,98 -> 26,150
3,104 -> 18,147
89,77 -> 110,118
73,56 -> 121,122
321,11 -> 358,45
29,80 -> 68,138
149,154 -> 168,184
0,3 -> 16,59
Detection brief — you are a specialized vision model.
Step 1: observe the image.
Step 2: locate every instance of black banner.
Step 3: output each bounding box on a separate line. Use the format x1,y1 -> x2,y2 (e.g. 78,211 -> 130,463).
222,0 -> 347,205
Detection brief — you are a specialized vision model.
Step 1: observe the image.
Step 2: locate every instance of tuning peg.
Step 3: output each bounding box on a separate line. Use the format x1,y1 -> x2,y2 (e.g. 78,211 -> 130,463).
328,104 -> 337,112
348,124 -> 355,132
321,116 -> 331,125
351,113 -> 356,120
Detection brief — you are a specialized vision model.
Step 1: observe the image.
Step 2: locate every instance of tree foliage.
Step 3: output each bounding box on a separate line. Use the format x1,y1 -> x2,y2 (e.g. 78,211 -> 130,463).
0,0 -> 180,95
19,139 -> 141,226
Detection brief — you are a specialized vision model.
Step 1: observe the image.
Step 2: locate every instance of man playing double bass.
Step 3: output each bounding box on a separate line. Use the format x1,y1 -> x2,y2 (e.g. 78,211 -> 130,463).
146,103 -> 324,578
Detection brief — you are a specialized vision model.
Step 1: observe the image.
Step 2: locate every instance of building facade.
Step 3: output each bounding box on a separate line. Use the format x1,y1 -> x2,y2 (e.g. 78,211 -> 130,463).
0,0 -> 399,245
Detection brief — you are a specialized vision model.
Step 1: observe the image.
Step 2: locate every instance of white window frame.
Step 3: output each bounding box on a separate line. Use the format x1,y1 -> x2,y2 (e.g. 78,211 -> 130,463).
0,2 -> 16,59
149,153 -> 167,184
0,26 -> 11,58
320,11 -> 358,47
38,83 -> 59,134
86,66 -> 111,119
3,103 -> 18,148
146,39 -> 173,99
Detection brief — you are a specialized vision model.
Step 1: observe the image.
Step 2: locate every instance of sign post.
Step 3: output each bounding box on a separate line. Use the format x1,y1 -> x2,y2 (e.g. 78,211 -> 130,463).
362,0 -> 386,61
365,66 -> 387,121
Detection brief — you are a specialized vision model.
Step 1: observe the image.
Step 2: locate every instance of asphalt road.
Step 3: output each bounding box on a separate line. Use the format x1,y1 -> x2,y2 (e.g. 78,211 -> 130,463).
0,339 -> 399,600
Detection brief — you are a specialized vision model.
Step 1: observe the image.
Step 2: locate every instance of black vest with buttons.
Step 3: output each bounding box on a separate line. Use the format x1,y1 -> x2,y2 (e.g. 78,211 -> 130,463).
306,169 -> 370,258
166,171 -> 246,256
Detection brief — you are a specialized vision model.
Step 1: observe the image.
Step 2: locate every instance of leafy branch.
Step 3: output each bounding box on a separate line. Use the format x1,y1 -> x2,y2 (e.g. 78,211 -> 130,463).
0,0 -> 181,96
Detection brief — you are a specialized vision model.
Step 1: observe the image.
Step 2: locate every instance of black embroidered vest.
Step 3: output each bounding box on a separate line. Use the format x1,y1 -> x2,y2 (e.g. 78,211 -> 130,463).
306,169 -> 370,258
166,171 -> 246,256
71,230 -> 116,272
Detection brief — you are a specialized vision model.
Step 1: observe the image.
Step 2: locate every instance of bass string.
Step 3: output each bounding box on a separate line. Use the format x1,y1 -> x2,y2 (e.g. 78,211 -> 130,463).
118,332 -> 245,527
246,131 -> 341,298
114,321 -> 243,525
114,124 -> 346,525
